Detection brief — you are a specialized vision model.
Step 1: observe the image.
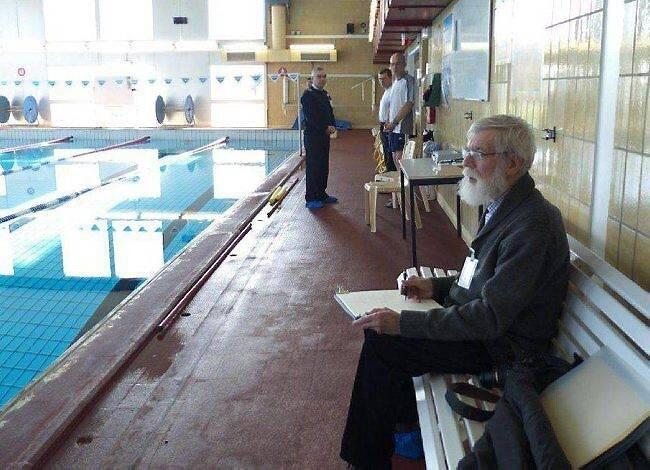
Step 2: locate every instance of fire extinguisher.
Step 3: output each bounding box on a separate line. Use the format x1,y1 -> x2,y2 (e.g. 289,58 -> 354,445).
427,106 -> 436,124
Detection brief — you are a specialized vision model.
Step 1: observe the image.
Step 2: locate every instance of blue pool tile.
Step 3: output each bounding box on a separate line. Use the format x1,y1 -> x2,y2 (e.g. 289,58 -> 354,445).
30,355 -> 51,372
4,368 -> 23,386
17,370 -> 36,387
52,342 -> 68,356
17,353 -> 36,369
0,386 -> 12,402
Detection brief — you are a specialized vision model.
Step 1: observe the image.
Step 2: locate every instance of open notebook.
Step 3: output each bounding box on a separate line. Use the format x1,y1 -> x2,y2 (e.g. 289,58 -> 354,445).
334,289 -> 441,320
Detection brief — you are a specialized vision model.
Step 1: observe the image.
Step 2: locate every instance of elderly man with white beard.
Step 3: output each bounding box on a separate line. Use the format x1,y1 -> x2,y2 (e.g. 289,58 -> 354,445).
340,115 -> 570,469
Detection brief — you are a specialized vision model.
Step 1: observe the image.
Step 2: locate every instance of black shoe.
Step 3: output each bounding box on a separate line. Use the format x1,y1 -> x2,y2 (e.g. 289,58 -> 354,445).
384,200 -> 394,208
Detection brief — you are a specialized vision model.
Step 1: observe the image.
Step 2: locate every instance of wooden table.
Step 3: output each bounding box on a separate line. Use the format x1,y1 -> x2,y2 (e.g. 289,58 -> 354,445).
399,159 -> 464,267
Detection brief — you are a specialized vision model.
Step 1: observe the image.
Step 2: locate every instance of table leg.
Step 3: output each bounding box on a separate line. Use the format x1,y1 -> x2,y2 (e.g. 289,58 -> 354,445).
456,193 -> 462,238
401,169 -> 406,239
410,184 -> 417,267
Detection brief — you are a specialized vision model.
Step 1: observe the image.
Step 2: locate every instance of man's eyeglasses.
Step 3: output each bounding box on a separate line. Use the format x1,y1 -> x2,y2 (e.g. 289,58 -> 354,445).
462,147 -> 507,162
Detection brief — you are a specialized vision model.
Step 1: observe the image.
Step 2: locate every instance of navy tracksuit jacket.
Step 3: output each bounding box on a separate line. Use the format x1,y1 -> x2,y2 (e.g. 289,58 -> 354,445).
301,86 -> 335,202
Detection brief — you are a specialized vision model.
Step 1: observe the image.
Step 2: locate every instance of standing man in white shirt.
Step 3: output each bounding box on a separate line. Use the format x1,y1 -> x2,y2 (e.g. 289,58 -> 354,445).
377,68 -> 396,172
384,53 -> 416,169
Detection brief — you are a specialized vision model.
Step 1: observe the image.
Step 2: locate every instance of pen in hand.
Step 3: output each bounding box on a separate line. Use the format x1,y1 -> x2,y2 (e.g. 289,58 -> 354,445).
403,269 -> 408,300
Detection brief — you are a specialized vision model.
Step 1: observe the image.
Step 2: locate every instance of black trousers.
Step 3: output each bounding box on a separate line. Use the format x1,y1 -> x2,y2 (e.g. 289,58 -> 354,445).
304,131 -> 330,202
340,330 -> 495,468
379,131 -> 396,172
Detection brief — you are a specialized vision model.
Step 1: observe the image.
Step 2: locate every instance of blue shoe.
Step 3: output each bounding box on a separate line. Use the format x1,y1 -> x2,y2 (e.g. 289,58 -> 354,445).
393,429 -> 424,460
322,195 -> 338,204
305,200 -> 325,210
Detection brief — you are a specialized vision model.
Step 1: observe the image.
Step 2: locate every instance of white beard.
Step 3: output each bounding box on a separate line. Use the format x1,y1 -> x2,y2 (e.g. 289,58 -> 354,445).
458,167 -> 509,207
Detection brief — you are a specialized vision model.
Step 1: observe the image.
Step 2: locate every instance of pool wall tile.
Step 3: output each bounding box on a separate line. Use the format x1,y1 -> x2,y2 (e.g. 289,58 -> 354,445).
1,128 -> 300,143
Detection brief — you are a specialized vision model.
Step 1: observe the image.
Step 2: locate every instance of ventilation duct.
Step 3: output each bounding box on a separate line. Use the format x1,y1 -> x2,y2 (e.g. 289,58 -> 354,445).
226,52 -> 257,62
299,52 -> 332,61
271,4 -> 287,50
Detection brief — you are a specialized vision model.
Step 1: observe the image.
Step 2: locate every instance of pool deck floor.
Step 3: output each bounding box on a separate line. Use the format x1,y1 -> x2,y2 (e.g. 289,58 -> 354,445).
44,130 -> 469,468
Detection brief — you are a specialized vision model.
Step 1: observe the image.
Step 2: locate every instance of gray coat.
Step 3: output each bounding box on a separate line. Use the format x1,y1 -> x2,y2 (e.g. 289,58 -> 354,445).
400,172 -> 570,362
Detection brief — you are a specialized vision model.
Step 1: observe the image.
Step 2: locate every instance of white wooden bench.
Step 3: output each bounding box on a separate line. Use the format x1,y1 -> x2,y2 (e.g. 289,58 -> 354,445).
414,235 -> 650,469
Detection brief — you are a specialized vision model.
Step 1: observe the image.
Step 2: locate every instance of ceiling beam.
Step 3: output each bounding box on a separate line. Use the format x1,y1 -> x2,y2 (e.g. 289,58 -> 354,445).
382,29 -> 423,33
394,5 -> 445,8
384,19 -> 432,27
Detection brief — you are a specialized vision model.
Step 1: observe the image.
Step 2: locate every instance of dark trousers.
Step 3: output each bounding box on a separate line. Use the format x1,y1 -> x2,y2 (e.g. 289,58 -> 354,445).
304,131 -> 330,202
340,330 -> 495,468
379,130 -> 396,172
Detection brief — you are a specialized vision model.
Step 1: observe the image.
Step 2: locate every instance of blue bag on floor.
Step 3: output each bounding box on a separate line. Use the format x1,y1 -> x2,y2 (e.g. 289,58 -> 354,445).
394,429 -> 425,460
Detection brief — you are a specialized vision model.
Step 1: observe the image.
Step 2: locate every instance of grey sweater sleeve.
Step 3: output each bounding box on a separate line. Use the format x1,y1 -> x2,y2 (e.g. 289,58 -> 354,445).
432,276 -> 456,303
400,223 -> 550,341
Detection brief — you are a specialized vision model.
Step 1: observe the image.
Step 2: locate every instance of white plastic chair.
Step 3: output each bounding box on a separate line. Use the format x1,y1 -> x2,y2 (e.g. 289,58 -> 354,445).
364,140 -> 423,233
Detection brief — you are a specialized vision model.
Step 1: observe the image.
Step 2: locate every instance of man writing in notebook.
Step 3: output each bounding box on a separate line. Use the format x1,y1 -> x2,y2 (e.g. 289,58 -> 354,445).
340,115 -> 570,469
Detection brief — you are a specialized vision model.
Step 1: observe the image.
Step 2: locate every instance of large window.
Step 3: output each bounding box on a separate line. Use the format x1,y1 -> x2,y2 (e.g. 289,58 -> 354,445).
210,64 -> 266,127
47,65 -> 97,127
208,0 -> 265,41
43,0 -> 96,41
99,0 -> 153,40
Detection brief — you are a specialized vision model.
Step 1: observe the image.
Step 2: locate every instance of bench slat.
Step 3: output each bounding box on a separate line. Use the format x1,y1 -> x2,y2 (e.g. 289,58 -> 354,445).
413,375 -> 447,469
452,374 -> 486,448
554,329 -> 586,360
569,235 -> 650,317
429,375 -> 465,469
565,291 -> 649,375
559,310 -> 602,355
434,268 -> 447,278
569,267 -> 649,355
420,266 -> 434,279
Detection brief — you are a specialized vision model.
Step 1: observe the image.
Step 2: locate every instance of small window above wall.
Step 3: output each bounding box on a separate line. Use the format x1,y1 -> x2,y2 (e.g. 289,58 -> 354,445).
208,0 -> 265,41
99,0 -> 153,40
43,0 -> 97,41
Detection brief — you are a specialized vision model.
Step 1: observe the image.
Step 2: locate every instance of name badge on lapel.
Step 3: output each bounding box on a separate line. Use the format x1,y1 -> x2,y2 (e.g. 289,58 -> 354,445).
457,248 -> 478,289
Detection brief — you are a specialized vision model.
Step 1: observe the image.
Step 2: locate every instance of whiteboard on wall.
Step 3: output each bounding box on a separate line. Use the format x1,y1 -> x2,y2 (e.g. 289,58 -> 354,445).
449,0 -> 491,101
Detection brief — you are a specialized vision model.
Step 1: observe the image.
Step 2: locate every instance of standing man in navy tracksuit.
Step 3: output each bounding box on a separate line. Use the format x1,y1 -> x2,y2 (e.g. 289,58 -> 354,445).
301,66 -> 338,210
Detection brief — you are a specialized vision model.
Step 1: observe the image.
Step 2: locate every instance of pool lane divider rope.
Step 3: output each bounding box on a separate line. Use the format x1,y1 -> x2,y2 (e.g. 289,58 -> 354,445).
0,136 -> 230,227
0,172 -> 140,226
180,136 -> 229,157
0,136 -> 151,176
159,136 -> 230,164
0,136 -> 74,155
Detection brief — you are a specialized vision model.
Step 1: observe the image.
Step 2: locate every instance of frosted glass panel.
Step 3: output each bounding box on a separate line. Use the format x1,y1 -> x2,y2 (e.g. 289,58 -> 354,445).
43,0 -> 96,41
208,0 -> 265,40
99,0 -> 153,40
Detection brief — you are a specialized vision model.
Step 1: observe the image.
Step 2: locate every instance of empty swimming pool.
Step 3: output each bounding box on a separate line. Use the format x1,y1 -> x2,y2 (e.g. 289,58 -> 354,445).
0,136 -> 295,408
